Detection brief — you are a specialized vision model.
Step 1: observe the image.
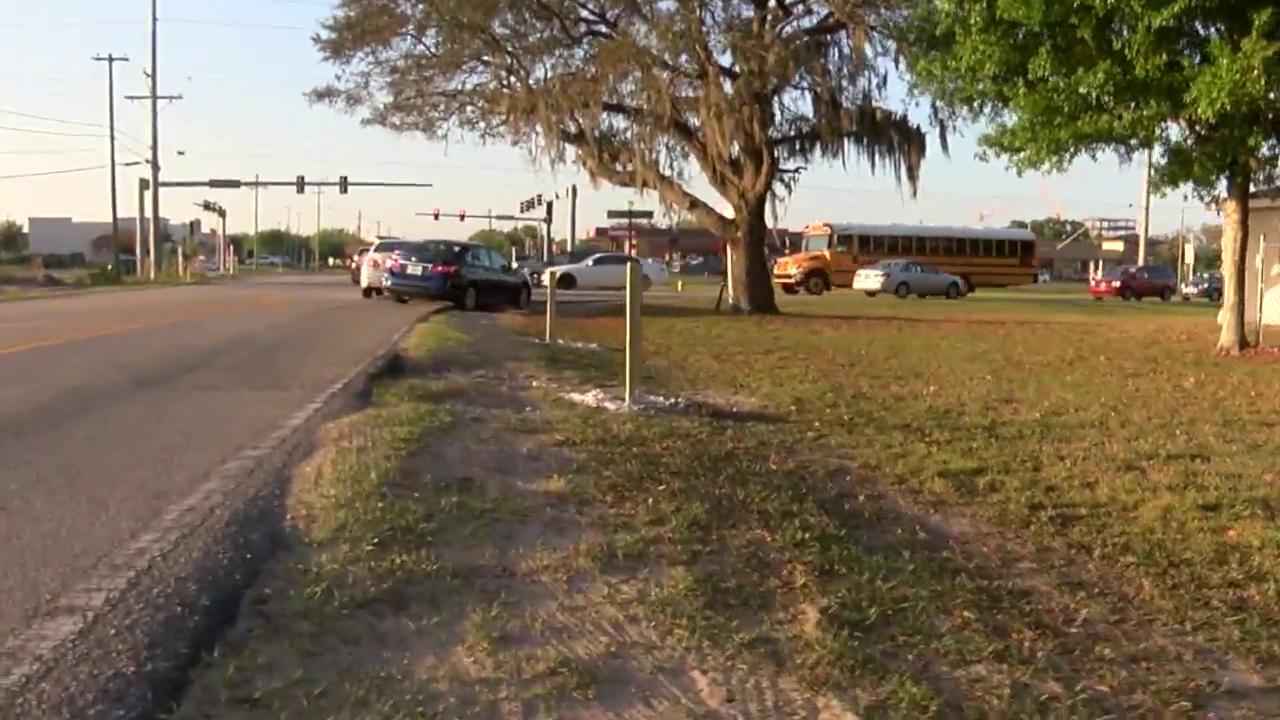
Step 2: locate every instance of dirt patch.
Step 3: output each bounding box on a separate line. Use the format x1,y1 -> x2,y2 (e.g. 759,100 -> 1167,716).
175,313 -> 849,719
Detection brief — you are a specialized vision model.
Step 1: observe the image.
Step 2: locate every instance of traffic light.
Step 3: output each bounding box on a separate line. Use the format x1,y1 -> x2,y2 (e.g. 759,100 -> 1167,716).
201,200 -> 217,212
295,175 -> 305,194
432,208 -> 440,221
338,175 -> 349,195
536,193 -> 543,207
545,200 -> 554,221
459,209 -> 466,222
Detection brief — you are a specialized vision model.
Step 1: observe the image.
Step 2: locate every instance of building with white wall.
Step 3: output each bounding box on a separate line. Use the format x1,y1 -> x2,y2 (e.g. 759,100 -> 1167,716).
26,216 -> 206,260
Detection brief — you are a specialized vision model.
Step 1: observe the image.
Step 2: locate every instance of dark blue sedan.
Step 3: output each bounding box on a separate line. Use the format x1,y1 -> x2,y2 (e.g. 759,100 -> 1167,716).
383,240 -> 532,311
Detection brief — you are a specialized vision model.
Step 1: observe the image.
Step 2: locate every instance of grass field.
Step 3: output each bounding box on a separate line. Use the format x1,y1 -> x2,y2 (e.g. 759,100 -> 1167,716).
503,285 -> 1280,716
174,285 -> 1280,718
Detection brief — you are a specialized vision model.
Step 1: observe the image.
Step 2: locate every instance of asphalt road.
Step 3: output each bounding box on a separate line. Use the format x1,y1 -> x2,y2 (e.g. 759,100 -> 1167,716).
0,275 -> 421,641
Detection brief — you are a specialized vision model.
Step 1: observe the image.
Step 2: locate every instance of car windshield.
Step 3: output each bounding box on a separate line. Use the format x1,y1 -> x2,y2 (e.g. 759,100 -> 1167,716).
374,241 -> 413,254
867,261 -> 899,271
1102,266 -> 1134,278
802,235 -> 832,252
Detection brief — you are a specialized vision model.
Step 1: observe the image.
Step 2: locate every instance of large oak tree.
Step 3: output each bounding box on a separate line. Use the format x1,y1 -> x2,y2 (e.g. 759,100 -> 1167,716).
311,0 -> 939,313
905,0 -> 1280,354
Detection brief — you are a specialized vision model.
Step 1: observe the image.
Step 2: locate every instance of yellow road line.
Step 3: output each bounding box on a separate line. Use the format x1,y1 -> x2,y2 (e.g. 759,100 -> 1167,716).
0,292 -> 291,358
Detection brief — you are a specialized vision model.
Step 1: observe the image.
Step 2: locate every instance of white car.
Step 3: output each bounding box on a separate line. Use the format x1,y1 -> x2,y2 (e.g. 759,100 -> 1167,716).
360,239 -> 413,298
255,255 -> 288,268
852,259 -> 966,299
544,253 -> 668,291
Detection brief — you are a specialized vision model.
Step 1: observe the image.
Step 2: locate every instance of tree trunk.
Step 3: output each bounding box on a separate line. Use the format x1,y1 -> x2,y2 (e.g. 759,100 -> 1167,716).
727,197 -> 779,314
1217,172 -> 1250,356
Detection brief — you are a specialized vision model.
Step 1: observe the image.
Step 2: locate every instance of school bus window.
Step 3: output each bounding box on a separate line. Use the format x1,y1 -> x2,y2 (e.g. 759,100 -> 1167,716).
835,234 -> 856,253
1019,240 -> 1034,262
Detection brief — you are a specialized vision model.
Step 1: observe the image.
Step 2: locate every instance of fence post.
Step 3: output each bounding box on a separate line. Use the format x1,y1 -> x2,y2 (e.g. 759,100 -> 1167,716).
625,262 -> 643,408
545,270 -> 558,344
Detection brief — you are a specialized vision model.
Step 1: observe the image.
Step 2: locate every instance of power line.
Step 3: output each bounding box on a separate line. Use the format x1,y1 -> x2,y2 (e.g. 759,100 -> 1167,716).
0,148 -> 96,155
0,164 -> 106,181
0,124 -> 102,138
0,107 -> 103,129
163,18 -> 311,31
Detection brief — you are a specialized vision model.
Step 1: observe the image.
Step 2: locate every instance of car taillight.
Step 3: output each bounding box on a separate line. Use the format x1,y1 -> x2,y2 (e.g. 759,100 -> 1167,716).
387,258 -> 401,272
430,263 -> 460,275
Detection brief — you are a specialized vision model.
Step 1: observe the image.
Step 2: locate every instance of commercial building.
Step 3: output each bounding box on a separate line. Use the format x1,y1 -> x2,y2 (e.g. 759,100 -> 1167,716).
1244,189 -> 1280,347
26,217 -> 208,261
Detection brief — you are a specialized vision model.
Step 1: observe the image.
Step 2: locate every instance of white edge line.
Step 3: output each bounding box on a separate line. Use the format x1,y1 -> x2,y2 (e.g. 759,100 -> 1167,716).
0,307 -> 442,694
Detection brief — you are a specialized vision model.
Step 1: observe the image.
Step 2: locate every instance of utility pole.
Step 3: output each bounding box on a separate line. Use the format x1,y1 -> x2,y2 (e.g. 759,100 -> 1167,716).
568,183 -> 578,252
356,209 -> 362,239
124,0 -> 181,281
147,0 -> 160,280
376,220 -> 381,236
1138,146 -> 1153,265
314,185 -> 323,271
136,177 -> 149,277
543,201 -> 555,260
93,53 -> 129,277
253,172 -> 260,268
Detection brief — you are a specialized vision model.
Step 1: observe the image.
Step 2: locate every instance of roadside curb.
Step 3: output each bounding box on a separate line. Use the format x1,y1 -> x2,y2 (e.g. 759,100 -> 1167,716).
0,304 -> 447,720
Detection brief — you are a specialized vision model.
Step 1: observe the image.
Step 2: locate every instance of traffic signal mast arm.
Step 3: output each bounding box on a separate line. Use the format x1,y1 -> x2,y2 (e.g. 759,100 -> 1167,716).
161,178 -> 434,192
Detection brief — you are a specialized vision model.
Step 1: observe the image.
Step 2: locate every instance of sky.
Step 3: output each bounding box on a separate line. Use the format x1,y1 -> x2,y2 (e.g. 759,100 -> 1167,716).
0,0 -> 1221,242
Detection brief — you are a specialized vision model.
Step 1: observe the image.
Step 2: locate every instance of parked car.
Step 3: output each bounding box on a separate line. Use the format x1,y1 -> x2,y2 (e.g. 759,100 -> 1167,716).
852,259 -> 967,299
360,239 -> 415,299
1181,272 -> 1223,302
350,246 -> 371,285
1088,264 -> 1177,301
543,252 -> 668,291
383,240 -> 532,311
255,255 -> 288,268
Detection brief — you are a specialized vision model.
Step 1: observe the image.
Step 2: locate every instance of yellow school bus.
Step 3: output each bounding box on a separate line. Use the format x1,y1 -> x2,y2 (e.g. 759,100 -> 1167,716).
773,222 -> 1038,295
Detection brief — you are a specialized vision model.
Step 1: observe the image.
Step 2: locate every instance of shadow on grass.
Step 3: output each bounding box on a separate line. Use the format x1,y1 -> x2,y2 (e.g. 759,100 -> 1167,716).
548,383 -> 1265,717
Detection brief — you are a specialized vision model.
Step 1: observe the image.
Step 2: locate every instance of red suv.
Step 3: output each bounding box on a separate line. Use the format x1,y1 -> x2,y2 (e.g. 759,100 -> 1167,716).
1089,265 -> 1177,302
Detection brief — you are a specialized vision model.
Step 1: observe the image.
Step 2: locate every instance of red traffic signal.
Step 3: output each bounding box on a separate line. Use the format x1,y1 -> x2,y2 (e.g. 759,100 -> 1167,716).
432,208 -> 440,221
459,209 -> 466,222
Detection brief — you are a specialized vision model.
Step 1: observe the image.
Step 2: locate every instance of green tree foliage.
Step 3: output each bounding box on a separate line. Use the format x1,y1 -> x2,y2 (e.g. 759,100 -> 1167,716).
468,229 -> 512,256
312,1 -> 941,314
906,2 -> 1280,354
1008,217 -> 1088,243
468,225 -> 543,258
314,228 -> 363,260
251,229 -> 309,258
91,231 -> 134,255
0,219 -> 26,254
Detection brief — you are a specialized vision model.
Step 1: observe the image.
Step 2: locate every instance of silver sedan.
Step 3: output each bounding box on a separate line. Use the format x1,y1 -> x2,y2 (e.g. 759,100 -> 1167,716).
852,259 -> 967,299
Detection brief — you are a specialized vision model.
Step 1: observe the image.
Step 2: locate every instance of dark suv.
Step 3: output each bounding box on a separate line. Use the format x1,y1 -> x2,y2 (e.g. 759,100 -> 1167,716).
1180,272 -> 1223,302
1089,264 -> 1177,302
383,240 -> 532,311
